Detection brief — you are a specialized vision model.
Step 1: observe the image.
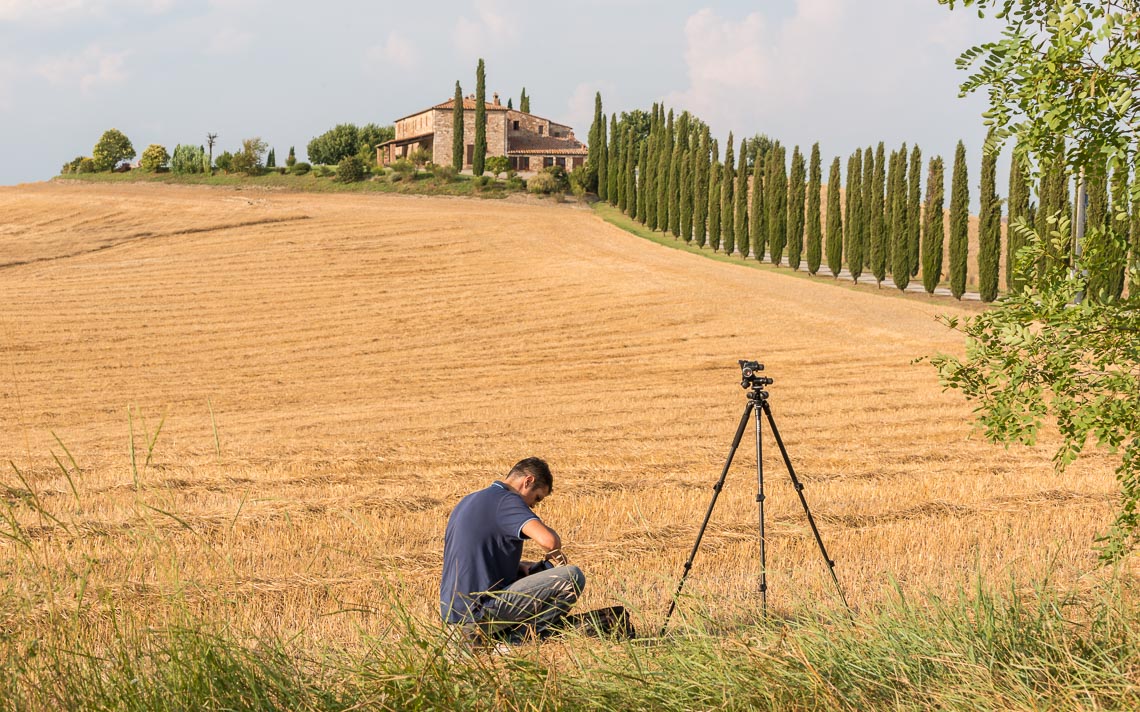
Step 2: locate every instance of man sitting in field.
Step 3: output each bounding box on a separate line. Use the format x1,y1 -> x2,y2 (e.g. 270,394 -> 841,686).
440,457 -> 585,646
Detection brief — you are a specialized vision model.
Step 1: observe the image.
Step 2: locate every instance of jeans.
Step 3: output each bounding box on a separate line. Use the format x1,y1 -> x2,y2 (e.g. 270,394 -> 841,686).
477,565 -> 586,641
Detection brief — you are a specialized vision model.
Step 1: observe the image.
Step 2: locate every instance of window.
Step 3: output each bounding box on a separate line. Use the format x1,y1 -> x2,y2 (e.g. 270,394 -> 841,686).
512,120 -> 520,130
543,157 -> 554,168
538,125 -> 544,136
553,131 -> 561,137
555,157 -> 566,168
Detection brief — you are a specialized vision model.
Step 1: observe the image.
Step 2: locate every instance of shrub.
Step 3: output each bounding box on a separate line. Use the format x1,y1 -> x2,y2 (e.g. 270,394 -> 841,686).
171,144 -> 207,174
276,167 -> 286,175
432,164 -> 457,182
291,162 -> 311,175
61,156 -> 85,174
485,155 -> 510,178
569,164 -> 591,200
473,175 -> 492,189
214,151 -> 234,172
231,137 -> 268,175
285,146 -> 296,168
139,144 -> 170,171
77,157 -> 95,173
390,158 -> 414,181
542,164 -> 570,191
527,171 -> 558,194
314,165 -> 334,178
408,147 -> 431,173
505,176 -> 526,192
92,128 -> 135,171
336,155 -> 365,183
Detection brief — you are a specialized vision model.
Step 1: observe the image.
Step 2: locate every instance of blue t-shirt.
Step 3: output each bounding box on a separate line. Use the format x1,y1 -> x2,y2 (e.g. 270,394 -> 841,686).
439,481 -> 540,623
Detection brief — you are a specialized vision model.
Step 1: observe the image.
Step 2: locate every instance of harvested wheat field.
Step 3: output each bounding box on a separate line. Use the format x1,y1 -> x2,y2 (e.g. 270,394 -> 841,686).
0,180 -> 1122,645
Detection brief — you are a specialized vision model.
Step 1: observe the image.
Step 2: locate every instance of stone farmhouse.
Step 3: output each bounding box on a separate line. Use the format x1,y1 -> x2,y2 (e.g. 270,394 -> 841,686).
376,92 -> 588,173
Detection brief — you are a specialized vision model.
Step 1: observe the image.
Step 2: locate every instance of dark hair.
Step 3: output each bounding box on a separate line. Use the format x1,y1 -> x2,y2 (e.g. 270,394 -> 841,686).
507,457 -> 552,492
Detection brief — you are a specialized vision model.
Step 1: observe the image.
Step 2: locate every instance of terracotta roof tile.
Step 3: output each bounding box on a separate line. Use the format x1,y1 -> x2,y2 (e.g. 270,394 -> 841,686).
432,98 -> 510,112
508,135 -> 587,155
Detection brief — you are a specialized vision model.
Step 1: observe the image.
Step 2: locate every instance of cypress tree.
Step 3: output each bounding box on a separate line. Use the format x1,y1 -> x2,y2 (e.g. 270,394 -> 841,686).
825,157 -> 843,277
870,142 -> 887,285
680,147 -> 693,241
1130,168 -> 1140,293
787,146 -> 806,270
596,105 -> 608,200
625,125 -> 637,218
452,81 -> 465,169
616,125 -> 627,212
891,150 -> 910,290
287,146 -> 296,167
722,132 -> 736,254
694,129 -> 710,247
663,110 -> 675,232
1084,163 -> 1111,301
1006,147 -> 1031,293
806,143 -> 822,274
473,59 -> 486,176
860,145 -> 874,281
709,156 -> 723,252
769,145 -> 788,265
885,149 -> 898,269
671,113 -> 688,238
637,140 -> 650,224
949,141 -> 969,299
656,113 -> 672,232
734,137 -> 749,257
908,145 -> 922,277
978,138 -> 1001,302
644,106 -> 659,229
1108,164 -> 1130,299
519,88 -> 529,113
846,150 -> 865,282
266,148 -> 275,168
608,114 -> 619,207
922,156 -> 946,293
749,144 -> 765,261
507,98 -> 512,109
589,92 -> 604,193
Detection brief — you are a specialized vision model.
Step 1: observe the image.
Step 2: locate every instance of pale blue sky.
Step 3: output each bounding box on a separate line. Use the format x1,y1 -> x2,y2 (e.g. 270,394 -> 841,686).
0,0 -> 1001,187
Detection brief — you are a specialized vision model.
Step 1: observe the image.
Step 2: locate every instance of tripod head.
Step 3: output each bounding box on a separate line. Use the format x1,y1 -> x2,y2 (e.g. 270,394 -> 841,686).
739,360 -> 773,401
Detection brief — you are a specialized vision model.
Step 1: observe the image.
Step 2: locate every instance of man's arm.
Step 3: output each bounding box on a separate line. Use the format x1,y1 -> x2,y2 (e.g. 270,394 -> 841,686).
521,518 -> 561,552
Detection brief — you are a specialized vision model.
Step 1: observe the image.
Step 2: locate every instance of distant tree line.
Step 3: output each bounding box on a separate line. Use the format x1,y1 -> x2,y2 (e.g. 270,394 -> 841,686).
586,95 -> 1140,302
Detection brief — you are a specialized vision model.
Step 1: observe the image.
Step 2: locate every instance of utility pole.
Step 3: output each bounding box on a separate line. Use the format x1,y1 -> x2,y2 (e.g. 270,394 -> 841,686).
206,133 -> 218,173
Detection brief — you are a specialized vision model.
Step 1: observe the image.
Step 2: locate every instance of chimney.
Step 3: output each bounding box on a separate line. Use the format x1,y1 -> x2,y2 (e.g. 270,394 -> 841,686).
493,92 -> 500,106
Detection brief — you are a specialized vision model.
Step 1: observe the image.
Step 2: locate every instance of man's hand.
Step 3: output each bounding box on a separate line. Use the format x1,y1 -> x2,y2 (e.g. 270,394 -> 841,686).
543,548 -> 569,566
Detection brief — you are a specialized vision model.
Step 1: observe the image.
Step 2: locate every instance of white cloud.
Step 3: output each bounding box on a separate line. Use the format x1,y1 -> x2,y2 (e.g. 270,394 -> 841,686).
665,1 -> 846,135
564,81 -> 617,140
0,0 -> 172,23
205,26 -> 254,55
365,31 -> 417,72
35,44 -> 129,92
453,1 -> 515,58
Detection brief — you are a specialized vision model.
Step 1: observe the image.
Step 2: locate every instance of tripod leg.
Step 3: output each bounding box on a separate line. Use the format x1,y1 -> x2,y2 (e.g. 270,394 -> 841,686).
754,403 -> 767,616
660,401 -> 754,637
759,400 -> 851,613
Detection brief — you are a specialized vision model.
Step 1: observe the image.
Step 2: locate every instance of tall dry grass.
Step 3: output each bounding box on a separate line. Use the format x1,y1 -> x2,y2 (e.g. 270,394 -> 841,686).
0,181 -> 1134,707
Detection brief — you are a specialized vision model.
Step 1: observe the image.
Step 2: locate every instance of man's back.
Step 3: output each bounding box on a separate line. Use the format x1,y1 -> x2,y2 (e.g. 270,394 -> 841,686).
439,482 -> 539,623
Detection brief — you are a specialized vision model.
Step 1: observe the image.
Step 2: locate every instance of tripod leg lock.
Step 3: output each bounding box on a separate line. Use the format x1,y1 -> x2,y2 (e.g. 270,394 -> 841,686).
794,482 -> 804,492
755,493 -> 765,503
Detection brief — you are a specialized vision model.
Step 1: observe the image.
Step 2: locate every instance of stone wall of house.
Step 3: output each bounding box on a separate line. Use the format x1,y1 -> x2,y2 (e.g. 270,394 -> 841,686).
432,110 -> 508,167
507,110 -> 549,139
396,110 -> 434,141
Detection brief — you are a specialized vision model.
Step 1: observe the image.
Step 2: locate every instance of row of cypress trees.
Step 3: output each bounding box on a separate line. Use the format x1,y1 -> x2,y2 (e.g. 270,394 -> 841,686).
588,96 -> 1140,302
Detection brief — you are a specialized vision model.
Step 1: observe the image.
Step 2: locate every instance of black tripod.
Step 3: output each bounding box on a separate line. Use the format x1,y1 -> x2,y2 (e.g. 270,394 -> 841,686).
661,361 -> 849,635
